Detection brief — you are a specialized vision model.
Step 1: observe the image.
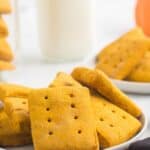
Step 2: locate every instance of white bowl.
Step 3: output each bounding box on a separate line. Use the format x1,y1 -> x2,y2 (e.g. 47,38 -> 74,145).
105,112 -> 148,150
1,111 -> 147,150
112,79 -> 150,94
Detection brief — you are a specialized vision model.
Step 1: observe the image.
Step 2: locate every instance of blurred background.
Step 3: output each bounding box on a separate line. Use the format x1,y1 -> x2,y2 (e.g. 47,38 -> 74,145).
7,0 -> 136,62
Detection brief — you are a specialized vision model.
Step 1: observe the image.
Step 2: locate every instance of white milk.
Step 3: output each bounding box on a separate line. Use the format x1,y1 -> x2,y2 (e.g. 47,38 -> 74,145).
36,0 -> 96,62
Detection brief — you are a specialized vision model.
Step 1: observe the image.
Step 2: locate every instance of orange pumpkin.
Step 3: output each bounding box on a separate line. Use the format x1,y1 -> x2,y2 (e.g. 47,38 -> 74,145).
136,0 -> 150,36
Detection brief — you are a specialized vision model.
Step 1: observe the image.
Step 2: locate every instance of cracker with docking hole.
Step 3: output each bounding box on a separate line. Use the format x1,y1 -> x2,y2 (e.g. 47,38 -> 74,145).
4,97 -> 30,134
29,87 -> 99,150
91,94 -> 141,148
96,28 -> 150,79
0,108 -> 32,147
0,0 -> 11,14
49,72 -> 82,87
72,67 -> 142,117
50,72 -> 142,148
0,83 -> 31,101
0,16 -> 8,37
127,50 -> 150,82
0,38 -> 14,61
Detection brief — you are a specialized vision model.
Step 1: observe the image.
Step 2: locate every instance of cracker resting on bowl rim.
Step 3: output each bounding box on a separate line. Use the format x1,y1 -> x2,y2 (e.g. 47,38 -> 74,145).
72,67 -> 142,118
127,50 -> 150,82
50,72 -> 142,148
96,28 -> 150,80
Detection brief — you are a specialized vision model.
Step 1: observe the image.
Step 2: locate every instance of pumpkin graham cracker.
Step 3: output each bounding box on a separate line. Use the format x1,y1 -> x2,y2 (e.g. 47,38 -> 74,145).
0,38 -> 14,61
4,97 -> 30,135
96,28 -> 150,80
0,108 -> 32,147
50,71 -> 142,148
0,17 -> 8,37
0,60 -> 14,70
72,67 -> 142,117
0,83 -> 31,101
49,72 -> 82,87
0,0 -> 11,14
29,87 -> 99,150
127,50 -> 150,82
91,94 -> 141,148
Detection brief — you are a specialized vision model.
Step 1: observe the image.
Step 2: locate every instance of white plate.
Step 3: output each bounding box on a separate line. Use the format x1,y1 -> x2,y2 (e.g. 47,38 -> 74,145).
2,112 -> 147,150
85,54 -> 150,94
112,80 -> 150,94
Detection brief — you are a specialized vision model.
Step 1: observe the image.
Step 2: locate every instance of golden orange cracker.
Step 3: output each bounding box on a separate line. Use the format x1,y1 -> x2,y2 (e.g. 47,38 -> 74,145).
0,83 -> 31,101
49,72 -> 82,87
0,60 -> 14,71
96,28 -> 150,79
29,87 -> 99,150
0,17 -> 8,37
4,97 -> 30,134
127,50 -> 150,82
0,0 -> 11,14
0,110 -> 32,147
0,38 -> 14,61
92,94 -> 141,148
72,67 -> 141,117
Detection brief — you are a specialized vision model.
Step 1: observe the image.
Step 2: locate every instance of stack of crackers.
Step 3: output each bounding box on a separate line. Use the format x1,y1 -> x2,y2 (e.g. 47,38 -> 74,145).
0,0 -> 14,71
96,27 -> 150,82
0,67 -> 142,149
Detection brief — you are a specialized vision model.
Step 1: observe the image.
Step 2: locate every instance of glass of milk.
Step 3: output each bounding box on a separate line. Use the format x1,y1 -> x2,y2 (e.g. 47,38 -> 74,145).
36,0 -> 97,62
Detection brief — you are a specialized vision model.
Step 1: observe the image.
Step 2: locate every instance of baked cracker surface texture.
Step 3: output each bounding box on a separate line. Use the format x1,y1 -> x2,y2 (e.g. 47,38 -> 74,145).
96,28 -> 150,80
72,67 -> 141,117
0,0 -> 11,14
29,87 -> 99,150
0,83 -> 31,101
127,50 -> 150,82
0,17 -> 8,37
92,94 -> 141,148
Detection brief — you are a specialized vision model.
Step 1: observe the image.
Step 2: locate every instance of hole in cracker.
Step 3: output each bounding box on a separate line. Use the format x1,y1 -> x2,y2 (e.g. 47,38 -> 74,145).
45,96 -> 48,100
49,131 -> 53,135
99,118 -> 104,122
122,116 -> 126,119
46,108 -> 50,111
112,110 -> 116,113
74,116 -> 78,120
49,84 -> 55,88
22,101 -> 26,104
71,103 -> 76,108
48,118 -> 52,122
110,124 -> 114,127
103,103 -> 106,106
78,130 -> 82,134
64,82 -> 73,86
70,93 -> 75,98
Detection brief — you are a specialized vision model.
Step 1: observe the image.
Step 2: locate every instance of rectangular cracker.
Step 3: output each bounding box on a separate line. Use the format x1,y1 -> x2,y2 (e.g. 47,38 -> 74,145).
49,72 -> 82,87
4,97 -> 30,134
29,87 -> 99,150
0,109 -> 32,147
91,94 -> 141,148
72,67 -> 142,117
0,83 -> 31,101
0,0 -> 11,14
127,50 -> 150,82
0,16 -> 8,37
0,38 -> 14,61
96,28 -> 150,79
